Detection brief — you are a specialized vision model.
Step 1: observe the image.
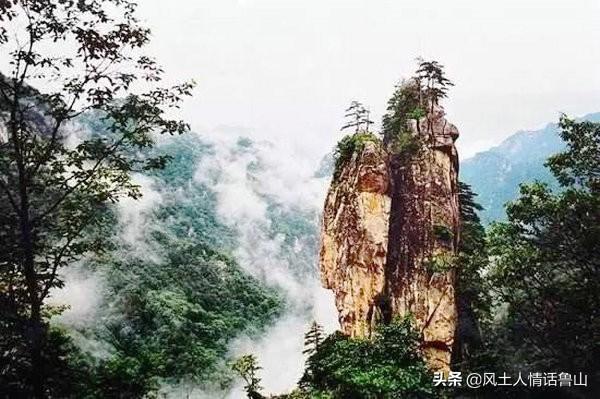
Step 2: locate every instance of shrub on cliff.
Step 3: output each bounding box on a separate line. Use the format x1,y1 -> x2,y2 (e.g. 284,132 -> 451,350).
382,60 -> 453,157
332,132 -> 380,180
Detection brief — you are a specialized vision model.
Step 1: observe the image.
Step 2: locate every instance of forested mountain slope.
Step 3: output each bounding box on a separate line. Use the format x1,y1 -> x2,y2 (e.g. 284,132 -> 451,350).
51,123 -> 334,396
461,112 -> 600,224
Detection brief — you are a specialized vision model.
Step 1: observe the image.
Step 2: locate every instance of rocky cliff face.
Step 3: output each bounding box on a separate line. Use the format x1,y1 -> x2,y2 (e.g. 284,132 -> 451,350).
320,105 -> 460,371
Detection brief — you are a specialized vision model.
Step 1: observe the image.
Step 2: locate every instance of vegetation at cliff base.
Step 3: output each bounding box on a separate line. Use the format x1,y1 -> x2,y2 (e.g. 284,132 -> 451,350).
242,317 -> 436,399
452,116 -> 600,398
483,115 -> 600,398
298,317 -> 435,399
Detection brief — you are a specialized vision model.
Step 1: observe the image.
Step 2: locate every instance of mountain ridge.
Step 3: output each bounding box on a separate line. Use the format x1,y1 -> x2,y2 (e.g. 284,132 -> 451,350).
460,112 -> 600,224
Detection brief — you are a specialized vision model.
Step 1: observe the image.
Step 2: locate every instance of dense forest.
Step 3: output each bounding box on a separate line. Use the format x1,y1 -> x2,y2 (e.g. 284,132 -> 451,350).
0,1 -> 598,398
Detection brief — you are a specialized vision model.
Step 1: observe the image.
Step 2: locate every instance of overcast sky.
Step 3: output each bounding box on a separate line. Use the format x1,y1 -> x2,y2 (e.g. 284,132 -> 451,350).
138,0 -> 600,160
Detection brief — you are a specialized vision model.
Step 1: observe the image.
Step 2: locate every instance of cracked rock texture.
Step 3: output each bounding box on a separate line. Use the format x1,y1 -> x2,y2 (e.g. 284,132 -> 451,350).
320,105 -> 460,371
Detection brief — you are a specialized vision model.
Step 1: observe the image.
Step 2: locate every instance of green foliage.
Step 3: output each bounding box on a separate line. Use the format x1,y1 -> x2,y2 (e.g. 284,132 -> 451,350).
425,253 -> 456,274
383,60 -> 453,148
332,132 -> 380,180
232,354 -> 265,399
415,59 -> 454,106
303,321 -> 325,357
484,117 -> 600,398
455,183 -> 491,330
298,317 -> 436,399
432,224 -> 454,243
407,106 -> 427,121
0,0 -> 194,395
451,183 -> 498,397
381,83 -> 421,157
382,59 -> 452,156
546,115 -> 600,190
381,79 -> 422,145
452,119 -> 600,399
94,245 -> 281,383
342,101 -> 374,133
389,130 -> 422,158
65,133 -> 284,395
85,342 -> 163,399
300,321 -> 326,393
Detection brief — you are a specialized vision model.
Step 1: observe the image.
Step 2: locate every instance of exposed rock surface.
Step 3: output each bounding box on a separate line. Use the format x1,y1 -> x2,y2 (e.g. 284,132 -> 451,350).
321,140 -> 391,338
320,105 -> 460,371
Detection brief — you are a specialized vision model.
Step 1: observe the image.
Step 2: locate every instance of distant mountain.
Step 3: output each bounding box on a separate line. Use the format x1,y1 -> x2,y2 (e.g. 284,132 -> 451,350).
460,112 -> 600,224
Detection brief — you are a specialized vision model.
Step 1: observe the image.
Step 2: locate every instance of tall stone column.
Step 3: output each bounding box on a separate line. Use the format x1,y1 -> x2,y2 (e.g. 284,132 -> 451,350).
319,105 -> 460,372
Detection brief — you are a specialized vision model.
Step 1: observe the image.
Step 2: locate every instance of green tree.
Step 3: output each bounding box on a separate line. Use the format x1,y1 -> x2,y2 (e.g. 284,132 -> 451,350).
303,321 -> 325,357
298,317 -> 435,399
232,354 -> 265,399
342,101 -> 372,133
415,58 -> 454,109
0,1 -> 192,396
382,59 -> 452,151
487,115 -> 600,398
381,78 -> 421,144
300,321 -> 325,392
452,182 -> 491,367
546,116 -> 599,191
451,183 -> 506,398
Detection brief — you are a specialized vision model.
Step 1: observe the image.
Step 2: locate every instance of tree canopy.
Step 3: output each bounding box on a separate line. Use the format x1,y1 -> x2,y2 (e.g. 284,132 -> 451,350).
483,115 -> 600,398
0,0 -> 192,396
297,317 -> 435,399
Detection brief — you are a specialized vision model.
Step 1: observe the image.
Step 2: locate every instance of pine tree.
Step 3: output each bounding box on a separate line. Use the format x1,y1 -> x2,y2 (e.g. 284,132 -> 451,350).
452,182 -> 491,371
232,354 -> 264,399
415,58 -> 454,107
298,321 -> 324,392
382,59 -> 453,146
363,107 -> 374,133
342,100 -> 372,133
303,321 -> 324,357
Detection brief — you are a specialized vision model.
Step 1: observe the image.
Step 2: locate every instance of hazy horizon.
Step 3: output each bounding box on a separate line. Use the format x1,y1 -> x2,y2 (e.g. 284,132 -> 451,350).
136,0 -> 600,161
